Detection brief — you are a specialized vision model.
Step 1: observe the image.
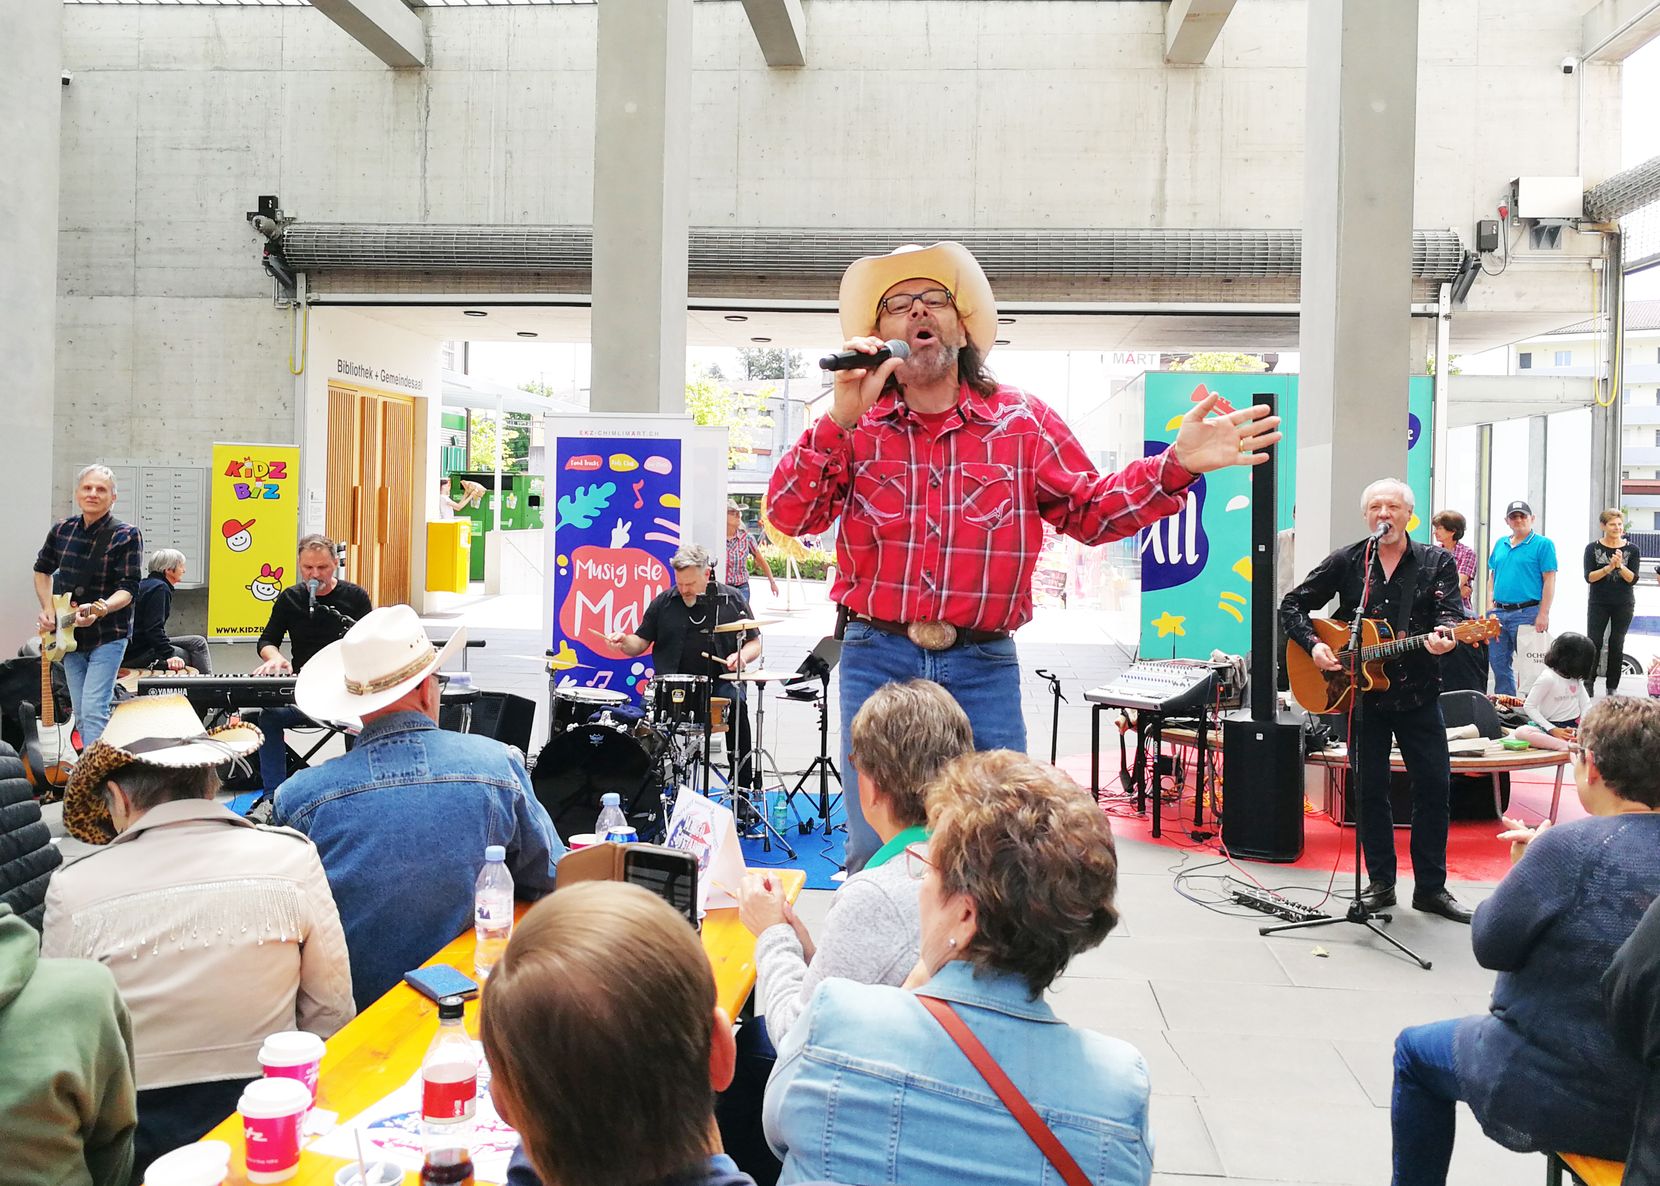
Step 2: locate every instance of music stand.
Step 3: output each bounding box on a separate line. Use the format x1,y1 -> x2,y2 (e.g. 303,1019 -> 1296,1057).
783,637 -> 843,829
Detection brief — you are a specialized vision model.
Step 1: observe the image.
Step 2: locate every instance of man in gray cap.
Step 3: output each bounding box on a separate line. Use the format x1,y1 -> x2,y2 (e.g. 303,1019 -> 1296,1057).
1487,500 -> 1557,696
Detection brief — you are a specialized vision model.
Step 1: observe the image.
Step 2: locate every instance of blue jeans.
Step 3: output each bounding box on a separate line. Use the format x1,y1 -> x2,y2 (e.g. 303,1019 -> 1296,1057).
62,638 -> 126,750
259,705 -> 311,794
1392,1019 -> 1465,1186
1356,696 -> 1451,893
1487,605 -> 1538,696
837,621 -> 1026,872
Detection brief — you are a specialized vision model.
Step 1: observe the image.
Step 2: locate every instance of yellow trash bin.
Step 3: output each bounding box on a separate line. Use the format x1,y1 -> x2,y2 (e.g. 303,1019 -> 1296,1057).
426,520 -> 471,592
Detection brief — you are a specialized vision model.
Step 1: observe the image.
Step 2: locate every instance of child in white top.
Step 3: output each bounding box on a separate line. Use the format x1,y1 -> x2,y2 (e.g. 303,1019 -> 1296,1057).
1522,632 -> 1596,736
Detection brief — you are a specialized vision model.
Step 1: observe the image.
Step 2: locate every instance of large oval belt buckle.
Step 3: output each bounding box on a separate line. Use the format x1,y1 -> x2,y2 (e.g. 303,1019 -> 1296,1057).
906,620 -> 958,651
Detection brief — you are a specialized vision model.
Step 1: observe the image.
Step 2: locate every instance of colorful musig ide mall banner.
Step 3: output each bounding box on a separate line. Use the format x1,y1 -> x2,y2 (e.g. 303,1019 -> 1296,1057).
548,435 -> 684,700
207,443 -> 302,639
1137,373 -> 1433,661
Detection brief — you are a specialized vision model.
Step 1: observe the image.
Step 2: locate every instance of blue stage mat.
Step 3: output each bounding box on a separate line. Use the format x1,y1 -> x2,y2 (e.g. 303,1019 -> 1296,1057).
737,793 -> 847,890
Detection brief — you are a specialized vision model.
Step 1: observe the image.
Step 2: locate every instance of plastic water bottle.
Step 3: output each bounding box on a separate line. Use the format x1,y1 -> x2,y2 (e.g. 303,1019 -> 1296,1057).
770,789 -> 790,834
420,996 -> 478,1127
473,846 -> 513,980
595,792 -> 638,844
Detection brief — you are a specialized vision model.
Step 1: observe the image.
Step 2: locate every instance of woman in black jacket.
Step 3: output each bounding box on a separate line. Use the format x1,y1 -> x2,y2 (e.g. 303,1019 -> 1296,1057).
0,742 -> 61,930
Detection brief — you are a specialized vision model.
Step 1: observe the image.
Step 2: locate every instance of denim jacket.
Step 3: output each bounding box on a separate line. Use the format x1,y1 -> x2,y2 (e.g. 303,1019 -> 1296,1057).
764,960 -> 1153,1186
273,712 -> 565,1008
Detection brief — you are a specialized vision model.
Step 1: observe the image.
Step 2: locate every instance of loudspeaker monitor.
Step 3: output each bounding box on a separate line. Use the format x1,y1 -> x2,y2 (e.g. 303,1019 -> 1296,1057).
1220,712 -> 1305,862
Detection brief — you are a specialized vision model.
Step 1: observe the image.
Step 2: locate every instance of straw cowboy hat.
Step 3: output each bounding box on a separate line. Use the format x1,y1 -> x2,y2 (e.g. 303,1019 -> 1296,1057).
838,241 -> 999,354
296,605 -> 466,727
63,695 -> 263,845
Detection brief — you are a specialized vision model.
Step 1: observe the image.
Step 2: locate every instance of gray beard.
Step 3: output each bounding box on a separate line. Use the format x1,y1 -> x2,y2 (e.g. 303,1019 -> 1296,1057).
903,341 -> 959,387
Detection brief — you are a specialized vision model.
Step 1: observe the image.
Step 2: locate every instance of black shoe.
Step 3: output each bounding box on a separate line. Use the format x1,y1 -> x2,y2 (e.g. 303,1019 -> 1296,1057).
1360,880 -> 1397,910
1412,889 -> 1473,924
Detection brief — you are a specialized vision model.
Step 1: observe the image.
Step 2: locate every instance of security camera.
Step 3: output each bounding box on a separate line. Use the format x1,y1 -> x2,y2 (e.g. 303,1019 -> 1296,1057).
1561,55 -> 1578,75
61,70 -> 71,86
250,215 -> 280,241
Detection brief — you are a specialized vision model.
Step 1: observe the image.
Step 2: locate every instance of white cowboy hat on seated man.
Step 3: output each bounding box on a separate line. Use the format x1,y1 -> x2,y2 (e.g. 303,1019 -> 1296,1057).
296,605 -> 466,728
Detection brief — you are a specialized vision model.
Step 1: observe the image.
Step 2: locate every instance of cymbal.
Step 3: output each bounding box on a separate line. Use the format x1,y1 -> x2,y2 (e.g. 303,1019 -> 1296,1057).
712,617 -> 779,633
725,669 -> 804,683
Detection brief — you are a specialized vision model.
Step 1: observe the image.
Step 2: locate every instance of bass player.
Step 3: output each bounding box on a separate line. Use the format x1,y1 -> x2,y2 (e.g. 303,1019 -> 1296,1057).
1279,477 -> 1471,923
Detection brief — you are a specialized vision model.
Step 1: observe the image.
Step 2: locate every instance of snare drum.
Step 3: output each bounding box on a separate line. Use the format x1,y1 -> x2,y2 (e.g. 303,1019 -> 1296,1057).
652,674 -> 711,730
551,685 -> 631,734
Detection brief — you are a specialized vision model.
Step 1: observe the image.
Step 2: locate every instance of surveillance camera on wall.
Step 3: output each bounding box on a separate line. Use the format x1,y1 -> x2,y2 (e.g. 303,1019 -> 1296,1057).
61,70 -> 71,86
250,215 -> 280,241
1561,56 -> 1578,75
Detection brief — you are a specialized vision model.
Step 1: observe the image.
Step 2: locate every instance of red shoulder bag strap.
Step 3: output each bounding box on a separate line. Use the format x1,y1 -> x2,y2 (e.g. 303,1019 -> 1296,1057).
915,994 -> 1095,1186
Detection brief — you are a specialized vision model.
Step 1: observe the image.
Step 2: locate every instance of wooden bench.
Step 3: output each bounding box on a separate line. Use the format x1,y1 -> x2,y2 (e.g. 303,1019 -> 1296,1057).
1546,1151 -> 1625,1186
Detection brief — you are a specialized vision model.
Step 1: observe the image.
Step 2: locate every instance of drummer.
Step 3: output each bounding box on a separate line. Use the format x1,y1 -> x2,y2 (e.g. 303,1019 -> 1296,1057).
605,543 -> 763,787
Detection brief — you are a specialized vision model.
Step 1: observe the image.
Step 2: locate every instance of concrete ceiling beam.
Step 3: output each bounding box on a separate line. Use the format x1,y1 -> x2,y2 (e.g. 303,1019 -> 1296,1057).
1582,0 -> 1660,61
310,0 -> 426,69
739,0 -> 806,67
1164,0 -> 1238,65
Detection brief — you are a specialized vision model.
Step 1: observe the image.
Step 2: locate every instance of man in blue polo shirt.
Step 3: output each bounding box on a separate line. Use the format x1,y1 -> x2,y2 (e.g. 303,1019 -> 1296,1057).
1488,499 -> 1557,695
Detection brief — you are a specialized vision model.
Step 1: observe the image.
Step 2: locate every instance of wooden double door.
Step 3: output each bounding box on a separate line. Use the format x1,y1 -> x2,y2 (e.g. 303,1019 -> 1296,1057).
326,385 -> 414,608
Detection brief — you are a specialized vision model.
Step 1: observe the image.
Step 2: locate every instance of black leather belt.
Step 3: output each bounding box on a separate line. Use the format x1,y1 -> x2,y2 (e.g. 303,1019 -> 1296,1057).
854,615 -> 1010,652
1493,600 -> 1540,611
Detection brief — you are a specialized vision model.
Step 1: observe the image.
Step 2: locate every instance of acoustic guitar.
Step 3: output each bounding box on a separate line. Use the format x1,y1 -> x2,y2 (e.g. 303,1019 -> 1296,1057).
20,645 -> 74,792
1286,616 -> 1502,715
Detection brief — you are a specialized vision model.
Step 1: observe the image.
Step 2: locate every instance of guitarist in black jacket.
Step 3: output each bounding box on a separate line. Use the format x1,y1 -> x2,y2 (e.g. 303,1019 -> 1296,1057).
1279,477 -> 1471,923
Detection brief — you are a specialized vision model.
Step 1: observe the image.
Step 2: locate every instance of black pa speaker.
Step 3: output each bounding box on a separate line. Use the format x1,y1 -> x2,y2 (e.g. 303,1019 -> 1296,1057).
1220,713 -> 1306,862
446,691 -> 536,755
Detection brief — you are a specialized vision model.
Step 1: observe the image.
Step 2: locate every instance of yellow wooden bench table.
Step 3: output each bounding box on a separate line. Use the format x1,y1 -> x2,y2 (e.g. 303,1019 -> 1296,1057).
202,869 -> 805,1186
1547,1151 -> 1625,1186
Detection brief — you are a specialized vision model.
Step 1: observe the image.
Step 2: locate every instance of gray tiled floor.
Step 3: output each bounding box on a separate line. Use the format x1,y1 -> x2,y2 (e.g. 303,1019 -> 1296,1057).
173,586 -> 1543,1184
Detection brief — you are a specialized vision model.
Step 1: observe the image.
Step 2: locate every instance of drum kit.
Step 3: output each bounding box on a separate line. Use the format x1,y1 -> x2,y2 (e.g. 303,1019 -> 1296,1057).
530,618 -> 806,850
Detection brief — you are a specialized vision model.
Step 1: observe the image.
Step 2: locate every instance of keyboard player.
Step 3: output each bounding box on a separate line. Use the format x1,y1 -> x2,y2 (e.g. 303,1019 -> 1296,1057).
251,534 -> 373,794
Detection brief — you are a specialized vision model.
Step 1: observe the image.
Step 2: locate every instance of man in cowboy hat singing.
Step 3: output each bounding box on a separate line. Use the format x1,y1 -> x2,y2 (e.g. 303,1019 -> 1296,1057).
766,242 -> 1282,872
273,606 -> 565,1009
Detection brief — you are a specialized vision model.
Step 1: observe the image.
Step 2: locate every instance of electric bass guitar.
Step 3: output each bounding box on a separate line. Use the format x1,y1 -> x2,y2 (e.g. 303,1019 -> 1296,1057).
19,644 -> 74,792
1286,616 -> 1501,715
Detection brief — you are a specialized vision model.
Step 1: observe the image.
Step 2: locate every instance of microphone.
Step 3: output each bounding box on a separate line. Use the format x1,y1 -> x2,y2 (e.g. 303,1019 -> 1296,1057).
306,578 -> 319,616
819,339 -> 911,372
1367,521 -> 1391,542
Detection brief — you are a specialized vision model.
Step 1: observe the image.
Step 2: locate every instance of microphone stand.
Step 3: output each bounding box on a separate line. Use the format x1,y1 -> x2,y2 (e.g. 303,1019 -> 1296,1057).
1259,532 -> 1431,969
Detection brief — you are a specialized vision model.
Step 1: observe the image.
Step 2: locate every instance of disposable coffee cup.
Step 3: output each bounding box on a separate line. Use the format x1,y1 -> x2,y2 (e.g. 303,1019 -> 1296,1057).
144,1140 -> 231,1186
331,1161 -> 402,1186
258,1031 -> 327,1103
238,1076 -> 312,1184
567,832 -> 599,851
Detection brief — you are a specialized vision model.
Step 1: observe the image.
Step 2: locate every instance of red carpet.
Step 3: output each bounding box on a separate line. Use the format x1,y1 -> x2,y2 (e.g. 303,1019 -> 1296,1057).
1057,752 -> 1587,887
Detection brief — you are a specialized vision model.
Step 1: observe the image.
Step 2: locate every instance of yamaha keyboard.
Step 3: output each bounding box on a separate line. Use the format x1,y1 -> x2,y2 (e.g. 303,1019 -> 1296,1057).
134,673 -> 297,711
1085,660 -> 1217,715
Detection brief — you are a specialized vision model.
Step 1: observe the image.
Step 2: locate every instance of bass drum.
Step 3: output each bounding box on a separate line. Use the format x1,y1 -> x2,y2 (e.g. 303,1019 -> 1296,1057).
531,722 -> 662,840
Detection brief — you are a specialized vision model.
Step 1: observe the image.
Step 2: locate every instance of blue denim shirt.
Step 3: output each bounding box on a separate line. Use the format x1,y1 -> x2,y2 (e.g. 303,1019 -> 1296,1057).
764,960 -> 1153,1186
272,712 -> 565,1009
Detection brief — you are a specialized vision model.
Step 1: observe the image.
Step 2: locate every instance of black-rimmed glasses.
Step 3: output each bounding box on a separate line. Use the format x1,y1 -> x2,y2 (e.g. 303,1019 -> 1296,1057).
877,287 -> 954,317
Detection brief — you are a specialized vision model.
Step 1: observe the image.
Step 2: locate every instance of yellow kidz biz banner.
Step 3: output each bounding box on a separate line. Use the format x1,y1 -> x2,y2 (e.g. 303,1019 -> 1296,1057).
208,443 -> 301,639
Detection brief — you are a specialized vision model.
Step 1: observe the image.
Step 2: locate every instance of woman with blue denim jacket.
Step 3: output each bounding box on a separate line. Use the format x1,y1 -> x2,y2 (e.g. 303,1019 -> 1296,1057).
764,749 -> 1152,1186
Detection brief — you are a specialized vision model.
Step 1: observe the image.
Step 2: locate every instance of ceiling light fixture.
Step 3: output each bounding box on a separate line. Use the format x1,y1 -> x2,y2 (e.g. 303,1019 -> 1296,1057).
998,317 -> 1016,325
751,337 -> 772,343
516,331 -> 538,338
724,314 -> 749,322
463,310 -> 487,317
995,339 -> 1011,346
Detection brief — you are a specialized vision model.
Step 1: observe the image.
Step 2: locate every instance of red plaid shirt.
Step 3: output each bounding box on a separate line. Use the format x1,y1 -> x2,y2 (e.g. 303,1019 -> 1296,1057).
766,382 -> 1197,633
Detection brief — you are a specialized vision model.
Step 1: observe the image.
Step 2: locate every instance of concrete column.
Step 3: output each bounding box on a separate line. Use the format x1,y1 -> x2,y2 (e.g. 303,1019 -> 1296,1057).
590,0 -> 692,414
1294,0 -> 1420,577
1527,417 -> 1549,526
0,3 -> 62,645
